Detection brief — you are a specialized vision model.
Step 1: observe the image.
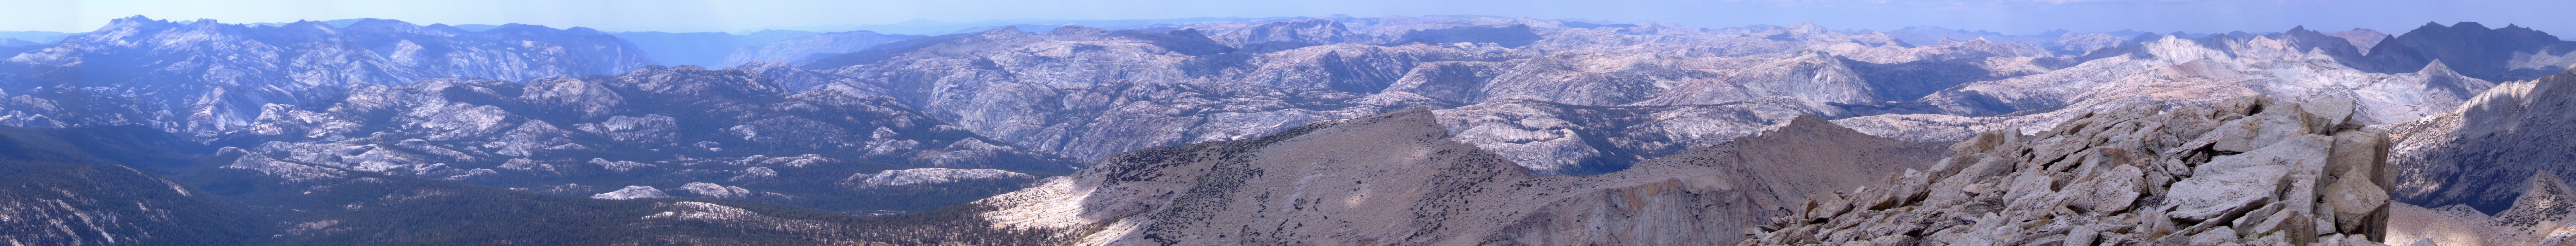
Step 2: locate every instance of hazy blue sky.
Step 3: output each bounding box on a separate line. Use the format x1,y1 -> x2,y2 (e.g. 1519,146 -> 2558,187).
4,0 -> 2571,36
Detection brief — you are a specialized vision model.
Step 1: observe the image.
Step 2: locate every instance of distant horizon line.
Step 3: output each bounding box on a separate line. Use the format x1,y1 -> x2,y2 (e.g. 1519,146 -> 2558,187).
1,15 -> 2563,41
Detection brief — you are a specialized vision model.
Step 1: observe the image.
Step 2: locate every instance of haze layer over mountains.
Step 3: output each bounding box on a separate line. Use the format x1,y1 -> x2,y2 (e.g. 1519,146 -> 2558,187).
1,15 -> 2573,245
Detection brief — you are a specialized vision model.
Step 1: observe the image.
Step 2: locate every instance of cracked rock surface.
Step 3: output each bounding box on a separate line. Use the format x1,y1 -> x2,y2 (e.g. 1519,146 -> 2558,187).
1741,96 -> 2398,246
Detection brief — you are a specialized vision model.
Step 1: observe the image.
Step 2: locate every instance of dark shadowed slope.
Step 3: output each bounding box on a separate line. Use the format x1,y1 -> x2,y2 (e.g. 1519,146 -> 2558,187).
2387,67 -> 2576,214
974,108 -> 1945,245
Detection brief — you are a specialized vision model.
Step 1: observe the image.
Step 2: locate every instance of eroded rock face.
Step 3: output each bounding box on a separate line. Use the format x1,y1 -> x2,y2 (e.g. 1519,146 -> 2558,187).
1741,96 -> 2398,245
2385,68 -> 2576,214
974,108 -> 1948,245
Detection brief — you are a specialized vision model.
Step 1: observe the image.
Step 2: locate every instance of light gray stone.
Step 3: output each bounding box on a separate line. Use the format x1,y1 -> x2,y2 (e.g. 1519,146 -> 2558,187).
2166,165 -> 2291,221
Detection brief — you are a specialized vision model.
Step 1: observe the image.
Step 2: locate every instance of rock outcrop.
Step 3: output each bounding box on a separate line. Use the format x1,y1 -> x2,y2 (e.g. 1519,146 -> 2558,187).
1742,96 -> 2398,245
974,108 -> 1949,245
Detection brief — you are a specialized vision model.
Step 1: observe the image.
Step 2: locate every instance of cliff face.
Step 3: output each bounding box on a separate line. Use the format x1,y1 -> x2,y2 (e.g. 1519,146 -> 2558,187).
974,108 -> 1947,245
2383,67 -> 2576,214
1744,96 -> 2397,245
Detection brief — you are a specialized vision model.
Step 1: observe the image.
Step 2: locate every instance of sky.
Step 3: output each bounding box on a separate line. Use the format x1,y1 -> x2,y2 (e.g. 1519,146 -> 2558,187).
2,0 -> 2571,36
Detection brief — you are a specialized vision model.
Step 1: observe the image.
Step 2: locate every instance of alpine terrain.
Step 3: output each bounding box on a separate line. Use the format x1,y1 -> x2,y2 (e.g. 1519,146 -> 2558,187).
0,13 -> 2573,245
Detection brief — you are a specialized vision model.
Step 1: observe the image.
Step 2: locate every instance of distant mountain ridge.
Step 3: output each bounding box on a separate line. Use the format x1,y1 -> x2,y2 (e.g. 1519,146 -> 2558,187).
0,16 -> 652,138
3,15 -> 2576,245
2,15 -> 2567,179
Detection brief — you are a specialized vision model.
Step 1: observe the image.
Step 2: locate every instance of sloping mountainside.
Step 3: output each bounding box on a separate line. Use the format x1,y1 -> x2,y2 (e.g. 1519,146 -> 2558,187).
226,65 -> 1079,213
2383,67 -> 2576,214
0,124 -> 1072,245
2386,172 -> 2576,246
197,147 -> 1064,246
1745,96 -> 2399,245
973,108 -> 1948,245
0,16 -> 652,138
0,126 -> 254,246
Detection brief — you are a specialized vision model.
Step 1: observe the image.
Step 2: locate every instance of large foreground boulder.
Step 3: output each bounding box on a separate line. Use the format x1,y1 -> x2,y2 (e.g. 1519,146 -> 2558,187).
1741,96 -> 2397,245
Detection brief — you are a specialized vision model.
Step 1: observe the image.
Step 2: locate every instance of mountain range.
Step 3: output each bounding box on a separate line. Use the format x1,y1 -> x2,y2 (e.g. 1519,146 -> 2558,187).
3,15 -> 2575,245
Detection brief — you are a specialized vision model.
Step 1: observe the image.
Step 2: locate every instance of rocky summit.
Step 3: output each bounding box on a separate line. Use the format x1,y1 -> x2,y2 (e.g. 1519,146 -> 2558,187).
1742,96 -> 2396,245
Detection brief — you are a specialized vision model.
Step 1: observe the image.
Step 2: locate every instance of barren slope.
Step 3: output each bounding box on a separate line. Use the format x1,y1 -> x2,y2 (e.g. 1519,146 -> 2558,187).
975,108 -> 1945,245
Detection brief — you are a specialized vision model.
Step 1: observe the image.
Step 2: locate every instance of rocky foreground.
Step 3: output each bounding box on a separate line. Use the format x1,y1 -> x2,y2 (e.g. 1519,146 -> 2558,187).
1742,96 -> 2395,245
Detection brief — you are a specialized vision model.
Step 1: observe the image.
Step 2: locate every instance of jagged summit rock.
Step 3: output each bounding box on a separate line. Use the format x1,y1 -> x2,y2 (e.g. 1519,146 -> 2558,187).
973,108 -> 1946,245
1743,96 -> 2398,245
